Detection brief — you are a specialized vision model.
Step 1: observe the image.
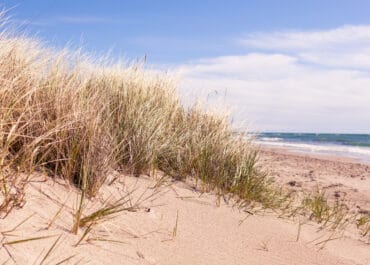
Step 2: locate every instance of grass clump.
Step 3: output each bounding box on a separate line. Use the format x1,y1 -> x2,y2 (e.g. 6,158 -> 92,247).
0,19 -> 273,219
302,189 -> 350,230
357,214 -> 370,238
303,190 -> 331,223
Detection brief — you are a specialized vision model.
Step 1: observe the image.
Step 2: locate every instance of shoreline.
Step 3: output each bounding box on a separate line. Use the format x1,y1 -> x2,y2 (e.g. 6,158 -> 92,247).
256,141 -> 370,165
258,143 -> 366,164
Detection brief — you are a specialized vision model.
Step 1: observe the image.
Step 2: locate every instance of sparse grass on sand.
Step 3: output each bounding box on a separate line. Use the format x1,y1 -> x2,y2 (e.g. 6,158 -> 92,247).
302,189 -> 350,230
357,213 -> 370,238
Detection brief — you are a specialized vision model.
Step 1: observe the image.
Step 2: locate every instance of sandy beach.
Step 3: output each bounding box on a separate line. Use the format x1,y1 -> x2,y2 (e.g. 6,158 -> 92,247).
259,147 -> 370,215
1,148 -> 369,265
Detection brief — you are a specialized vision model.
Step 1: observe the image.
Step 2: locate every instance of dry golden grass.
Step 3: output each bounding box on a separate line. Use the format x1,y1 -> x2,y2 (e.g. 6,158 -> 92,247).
357,214 -> 370,239
0,18 -> 272,223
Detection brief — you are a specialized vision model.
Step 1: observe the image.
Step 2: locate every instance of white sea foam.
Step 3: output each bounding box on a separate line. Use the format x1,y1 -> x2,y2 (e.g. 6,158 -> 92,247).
259,137 -> 282,142
256,139 -> 370,162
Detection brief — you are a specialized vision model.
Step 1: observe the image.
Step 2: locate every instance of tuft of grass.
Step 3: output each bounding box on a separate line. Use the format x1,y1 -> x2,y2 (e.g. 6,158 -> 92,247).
357,214 -> 370,238
78,194 -> 136,228
302,189 -> 350,230
71,186 -> 159,237
303,189 -> 331,223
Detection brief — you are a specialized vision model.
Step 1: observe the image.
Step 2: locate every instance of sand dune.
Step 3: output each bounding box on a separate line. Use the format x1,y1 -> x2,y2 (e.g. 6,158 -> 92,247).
1,170 -> 369,265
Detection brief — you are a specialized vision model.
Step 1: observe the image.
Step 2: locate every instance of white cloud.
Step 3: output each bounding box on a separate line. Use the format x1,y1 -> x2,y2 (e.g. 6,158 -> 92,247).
240,25 -> 370,50
180,54 -> 298,79
8,16 -> 119,27
177,25 -> 370,133
11,19 -> 46,27
239,25 -> 370,69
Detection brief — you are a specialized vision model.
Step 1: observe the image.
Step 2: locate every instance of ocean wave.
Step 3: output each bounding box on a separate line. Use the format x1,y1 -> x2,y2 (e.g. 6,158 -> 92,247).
256,140 -> 370,160
259,137 -> 282,142
257,133 -> 370,148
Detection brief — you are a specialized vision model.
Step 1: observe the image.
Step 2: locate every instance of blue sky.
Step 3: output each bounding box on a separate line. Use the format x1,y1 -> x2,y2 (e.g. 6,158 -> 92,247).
3,0 -> 370,133
4,0 -> 370,63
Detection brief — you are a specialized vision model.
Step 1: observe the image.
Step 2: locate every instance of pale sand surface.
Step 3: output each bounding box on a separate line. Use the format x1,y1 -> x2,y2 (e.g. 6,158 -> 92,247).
260,147 -> 370,214
0,170 -> 369,264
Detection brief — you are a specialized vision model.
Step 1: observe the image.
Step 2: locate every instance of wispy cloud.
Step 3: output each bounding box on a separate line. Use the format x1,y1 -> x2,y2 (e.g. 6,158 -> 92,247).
9,15 -> 122,27
55,15 -> 116,24
10,18 -> 47,27
177,25 -> 370,133
240,25 -> 370,51
239,25 -> 370,69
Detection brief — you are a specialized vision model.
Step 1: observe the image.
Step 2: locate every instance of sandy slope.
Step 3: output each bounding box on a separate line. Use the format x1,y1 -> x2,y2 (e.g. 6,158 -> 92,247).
0,172 -> 369,265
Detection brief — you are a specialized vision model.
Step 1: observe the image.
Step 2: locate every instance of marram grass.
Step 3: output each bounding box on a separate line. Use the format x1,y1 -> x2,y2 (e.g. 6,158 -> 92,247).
0,23 -> 272,215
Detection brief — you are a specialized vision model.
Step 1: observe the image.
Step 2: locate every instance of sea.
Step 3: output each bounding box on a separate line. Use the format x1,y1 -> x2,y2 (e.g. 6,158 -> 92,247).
256,132 -> 370,163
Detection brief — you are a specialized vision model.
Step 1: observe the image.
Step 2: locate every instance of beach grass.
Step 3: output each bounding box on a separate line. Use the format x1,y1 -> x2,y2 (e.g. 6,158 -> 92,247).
302,189 -> 350,230
0,19 -> 273,223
